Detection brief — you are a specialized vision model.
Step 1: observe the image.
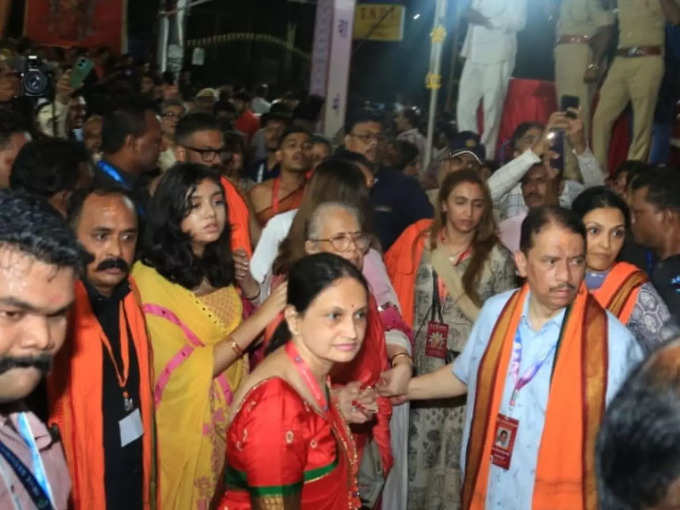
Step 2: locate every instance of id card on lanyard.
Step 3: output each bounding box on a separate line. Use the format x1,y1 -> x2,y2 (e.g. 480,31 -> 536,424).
491,310 -> 569,470
425,270 -> 449,358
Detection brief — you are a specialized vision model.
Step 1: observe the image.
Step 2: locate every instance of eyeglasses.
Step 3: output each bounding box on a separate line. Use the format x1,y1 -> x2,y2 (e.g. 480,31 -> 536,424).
309,232 -> 371,253
182,145 -> 227,162
350,132 -> 385,144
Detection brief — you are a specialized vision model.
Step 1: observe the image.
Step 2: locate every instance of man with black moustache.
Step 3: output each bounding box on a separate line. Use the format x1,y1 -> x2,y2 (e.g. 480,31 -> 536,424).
48,187 -> 158,509
0,190 -> 79,510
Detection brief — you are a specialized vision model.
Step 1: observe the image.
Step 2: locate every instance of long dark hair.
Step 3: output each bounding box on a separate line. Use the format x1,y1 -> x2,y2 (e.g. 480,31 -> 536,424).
273,158 -> 372,275
141,162 -> 235,289
267,253 -> 369,353
429,169 -> 497,305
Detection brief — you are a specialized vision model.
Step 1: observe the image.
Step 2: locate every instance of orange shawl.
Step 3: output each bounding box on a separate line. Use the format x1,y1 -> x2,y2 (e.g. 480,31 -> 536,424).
221,176 -> 252,256
462,284 -> 608,510
592,262 -> 647,325
384,218 -> 433,328
255,184 -> 305,227
48,279 -> 157,509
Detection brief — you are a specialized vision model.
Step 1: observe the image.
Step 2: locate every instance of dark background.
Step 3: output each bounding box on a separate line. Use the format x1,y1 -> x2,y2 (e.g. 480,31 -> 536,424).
7,0 -> 556,110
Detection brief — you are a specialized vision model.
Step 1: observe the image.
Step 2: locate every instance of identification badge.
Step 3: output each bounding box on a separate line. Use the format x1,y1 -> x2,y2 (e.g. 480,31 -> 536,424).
425,321 -> 449,358
491,413 -> 519,470
119,408 -> 144,447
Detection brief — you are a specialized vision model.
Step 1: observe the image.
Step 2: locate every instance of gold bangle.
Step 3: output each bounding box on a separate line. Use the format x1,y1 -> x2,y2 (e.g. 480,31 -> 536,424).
230,337 -> 243,357
390,352 -> 412,368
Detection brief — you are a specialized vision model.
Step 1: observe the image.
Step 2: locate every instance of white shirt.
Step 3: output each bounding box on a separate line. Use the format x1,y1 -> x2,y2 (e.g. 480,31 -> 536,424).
250,209 -> 297,283
460,0 -> 528,64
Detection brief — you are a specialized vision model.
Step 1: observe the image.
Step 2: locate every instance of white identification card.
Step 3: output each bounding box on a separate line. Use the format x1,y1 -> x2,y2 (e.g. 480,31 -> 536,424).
119,408 -> 144,447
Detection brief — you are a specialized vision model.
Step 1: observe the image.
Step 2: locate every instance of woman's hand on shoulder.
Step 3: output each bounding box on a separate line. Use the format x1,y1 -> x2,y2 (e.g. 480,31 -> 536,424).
256,281 -> 288,321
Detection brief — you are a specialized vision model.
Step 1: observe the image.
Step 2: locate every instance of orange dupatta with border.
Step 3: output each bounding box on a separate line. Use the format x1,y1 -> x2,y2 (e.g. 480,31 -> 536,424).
461,283 -> 608,510
48,279 -> 157,509
592,262 -> 647,325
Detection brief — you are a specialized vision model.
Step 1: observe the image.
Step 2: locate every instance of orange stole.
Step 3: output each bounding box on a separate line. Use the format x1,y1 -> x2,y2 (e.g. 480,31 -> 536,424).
384,218 -> 433,328
255,185 -> 305,227
592,262 -> 647,325
461,284 -> 608,510
48,279 -> 157,510
221,176 -> 252,256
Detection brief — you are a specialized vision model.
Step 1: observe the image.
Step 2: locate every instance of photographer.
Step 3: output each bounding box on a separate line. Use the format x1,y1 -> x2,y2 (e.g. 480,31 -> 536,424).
0,55 -> 34,128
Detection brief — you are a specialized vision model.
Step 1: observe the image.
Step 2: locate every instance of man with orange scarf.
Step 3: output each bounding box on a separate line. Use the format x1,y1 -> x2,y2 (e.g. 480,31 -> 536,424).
48,187 -> 157,509
396,206 -> 642,510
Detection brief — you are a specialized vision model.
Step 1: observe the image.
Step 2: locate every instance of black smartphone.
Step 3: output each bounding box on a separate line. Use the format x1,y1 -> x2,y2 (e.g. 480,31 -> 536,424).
560,95 -> 580,118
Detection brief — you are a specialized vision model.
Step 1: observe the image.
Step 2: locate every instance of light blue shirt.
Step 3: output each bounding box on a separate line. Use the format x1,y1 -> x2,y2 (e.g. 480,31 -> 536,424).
452,288 -> 643,510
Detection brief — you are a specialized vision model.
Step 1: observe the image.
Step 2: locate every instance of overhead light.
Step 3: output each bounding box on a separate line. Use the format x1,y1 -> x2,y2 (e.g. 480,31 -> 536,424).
413,13 -> 420,20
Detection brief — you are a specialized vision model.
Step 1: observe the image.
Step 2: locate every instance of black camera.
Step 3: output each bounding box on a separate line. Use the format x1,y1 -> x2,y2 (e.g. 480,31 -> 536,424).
21,55 -> 52,98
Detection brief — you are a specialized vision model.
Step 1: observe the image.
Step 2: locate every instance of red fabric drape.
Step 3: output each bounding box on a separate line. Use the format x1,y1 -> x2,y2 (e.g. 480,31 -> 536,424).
477,78 -> 557,158
24,0 -> 125,51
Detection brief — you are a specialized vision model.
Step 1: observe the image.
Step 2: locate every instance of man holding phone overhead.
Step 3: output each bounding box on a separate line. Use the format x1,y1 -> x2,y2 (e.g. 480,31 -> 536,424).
550,0 -> 615,180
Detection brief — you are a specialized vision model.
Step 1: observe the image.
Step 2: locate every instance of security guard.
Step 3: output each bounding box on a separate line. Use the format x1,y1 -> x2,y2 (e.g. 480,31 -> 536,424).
552,0 -> 615,180
592,0 -> 680,171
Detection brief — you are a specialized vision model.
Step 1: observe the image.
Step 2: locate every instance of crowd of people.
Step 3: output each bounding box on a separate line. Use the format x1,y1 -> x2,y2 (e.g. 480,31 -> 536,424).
0,1 -> 680,510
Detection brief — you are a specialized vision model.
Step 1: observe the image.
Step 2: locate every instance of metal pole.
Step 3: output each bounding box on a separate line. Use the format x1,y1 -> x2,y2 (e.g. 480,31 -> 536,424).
444,0 -> 463,112
423,0 -> 448,170
157,3 -> 170,72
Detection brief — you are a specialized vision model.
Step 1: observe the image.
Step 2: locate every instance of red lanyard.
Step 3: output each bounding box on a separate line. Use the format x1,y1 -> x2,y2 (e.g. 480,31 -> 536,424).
271,177 -> 281,214
100,304 -> 133,410
285,341 -> 328,413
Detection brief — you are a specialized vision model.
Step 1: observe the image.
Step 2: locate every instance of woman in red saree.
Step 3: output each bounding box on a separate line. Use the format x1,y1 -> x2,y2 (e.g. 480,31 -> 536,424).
269,201 -> 399,478
572,186 -> 677,353
219,253 -> 367,509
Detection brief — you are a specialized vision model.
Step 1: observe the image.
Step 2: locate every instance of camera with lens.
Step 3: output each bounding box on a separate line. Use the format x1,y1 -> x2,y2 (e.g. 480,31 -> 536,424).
21,55 -> 53,98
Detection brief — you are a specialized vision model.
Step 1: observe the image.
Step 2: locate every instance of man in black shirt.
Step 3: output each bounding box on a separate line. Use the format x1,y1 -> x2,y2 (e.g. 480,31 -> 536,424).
343,109 -> 433,250
48,187 -> 157,509
630,167 -> 680,324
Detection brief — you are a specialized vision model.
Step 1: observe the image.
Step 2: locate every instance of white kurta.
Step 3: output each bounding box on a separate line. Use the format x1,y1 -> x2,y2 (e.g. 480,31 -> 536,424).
456,0 -> 527,159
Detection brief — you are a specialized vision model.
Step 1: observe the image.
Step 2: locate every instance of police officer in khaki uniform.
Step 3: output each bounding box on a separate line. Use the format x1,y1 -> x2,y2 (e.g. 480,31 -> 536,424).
592,0 -> 680,171
552,0 -> 615,180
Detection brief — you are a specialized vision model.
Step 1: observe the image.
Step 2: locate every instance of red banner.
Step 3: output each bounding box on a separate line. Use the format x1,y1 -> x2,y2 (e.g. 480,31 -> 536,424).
23,0 -> 127,52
